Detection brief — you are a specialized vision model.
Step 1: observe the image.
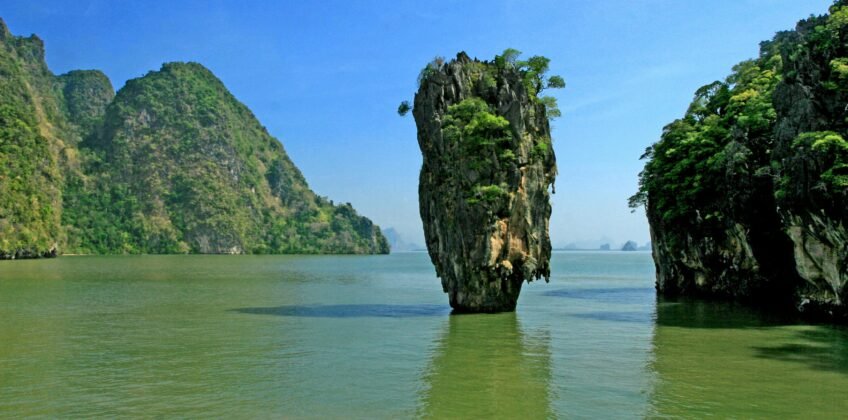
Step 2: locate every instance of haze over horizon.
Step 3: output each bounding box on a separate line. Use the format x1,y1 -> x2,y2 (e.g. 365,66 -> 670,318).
1,0 -> 834,246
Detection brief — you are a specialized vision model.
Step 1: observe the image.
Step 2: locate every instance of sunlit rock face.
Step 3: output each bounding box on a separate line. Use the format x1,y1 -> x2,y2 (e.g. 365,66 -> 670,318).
413,52 -> 557,312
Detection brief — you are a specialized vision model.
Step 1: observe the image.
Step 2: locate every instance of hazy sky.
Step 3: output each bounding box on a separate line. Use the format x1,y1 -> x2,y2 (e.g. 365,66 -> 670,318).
2,0 -> 834,247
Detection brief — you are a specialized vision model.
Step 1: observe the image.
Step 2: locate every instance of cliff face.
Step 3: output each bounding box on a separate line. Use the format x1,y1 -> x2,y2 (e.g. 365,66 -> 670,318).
413,52 -> 557,312
635,2 -> 848,318
772,7 -> 848,309
0,19 -> 388,257
0,19 -> 64,258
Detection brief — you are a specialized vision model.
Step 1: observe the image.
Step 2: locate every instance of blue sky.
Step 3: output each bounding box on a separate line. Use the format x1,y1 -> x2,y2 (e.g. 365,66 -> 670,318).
2,0 -> 835,247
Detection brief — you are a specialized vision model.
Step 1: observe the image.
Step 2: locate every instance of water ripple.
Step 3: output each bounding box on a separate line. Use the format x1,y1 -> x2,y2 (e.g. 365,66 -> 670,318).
231,304 -> 451,318
570,311 -> 655,324
543,287 -> 654,304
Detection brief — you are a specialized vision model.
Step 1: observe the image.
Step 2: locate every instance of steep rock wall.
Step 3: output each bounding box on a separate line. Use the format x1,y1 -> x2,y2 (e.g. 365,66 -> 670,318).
636,2 -> 848,319
413,52 -> 557,312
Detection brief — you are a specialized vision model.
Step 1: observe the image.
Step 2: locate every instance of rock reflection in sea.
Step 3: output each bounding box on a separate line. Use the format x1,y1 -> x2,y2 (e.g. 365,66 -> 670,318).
418,313 -> 552,418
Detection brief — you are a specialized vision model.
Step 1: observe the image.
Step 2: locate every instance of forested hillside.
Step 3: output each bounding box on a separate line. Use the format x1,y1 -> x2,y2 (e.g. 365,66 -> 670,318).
0,19 -> 388,257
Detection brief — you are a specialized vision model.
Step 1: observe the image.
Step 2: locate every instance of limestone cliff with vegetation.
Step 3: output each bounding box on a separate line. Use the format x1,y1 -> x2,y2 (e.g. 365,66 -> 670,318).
0,19 -> 65,258
632,1 -> 848,319
405,50 -> 562,312
0,18 -> 388,257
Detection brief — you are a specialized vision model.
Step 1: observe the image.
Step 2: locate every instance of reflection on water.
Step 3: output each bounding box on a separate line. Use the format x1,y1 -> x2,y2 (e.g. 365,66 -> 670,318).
654,297 -> 797,329
419,313 -> 552,418
544,286 -> 655,304
751,328 -> 848,375
650,299 -> 848,417
570,310 -> 654,324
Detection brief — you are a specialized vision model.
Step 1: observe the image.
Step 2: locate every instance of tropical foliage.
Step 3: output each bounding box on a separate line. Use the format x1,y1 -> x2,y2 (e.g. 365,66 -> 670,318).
631,0 -> 848,247
0,26 -> 63,256
400,49 -> 566,121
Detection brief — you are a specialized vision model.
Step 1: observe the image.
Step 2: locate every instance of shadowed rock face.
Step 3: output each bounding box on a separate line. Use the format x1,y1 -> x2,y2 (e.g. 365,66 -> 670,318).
639,4 -> 848,320
413,52 -> 557,312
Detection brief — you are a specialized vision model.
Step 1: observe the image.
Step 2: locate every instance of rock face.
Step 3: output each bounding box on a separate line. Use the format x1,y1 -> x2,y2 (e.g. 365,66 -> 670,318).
0,18 -> 388,257
772,8 -> 848,310
634,2 -> 848,319
413,52 -> 557,312
0,19 -> 65,259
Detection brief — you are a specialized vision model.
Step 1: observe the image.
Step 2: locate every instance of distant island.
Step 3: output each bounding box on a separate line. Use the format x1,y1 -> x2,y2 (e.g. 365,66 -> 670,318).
0,19 -> 388,258
621,241 -> 638,251
554,240 -> 650,251
382,228 -> 424,252
631,2 -> 848,319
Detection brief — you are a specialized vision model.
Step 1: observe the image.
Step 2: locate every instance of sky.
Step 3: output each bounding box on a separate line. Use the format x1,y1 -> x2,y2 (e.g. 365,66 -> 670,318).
1,0 -> 835,248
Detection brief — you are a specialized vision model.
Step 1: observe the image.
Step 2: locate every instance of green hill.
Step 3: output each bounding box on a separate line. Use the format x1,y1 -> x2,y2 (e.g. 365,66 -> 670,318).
0,18 -> 388,257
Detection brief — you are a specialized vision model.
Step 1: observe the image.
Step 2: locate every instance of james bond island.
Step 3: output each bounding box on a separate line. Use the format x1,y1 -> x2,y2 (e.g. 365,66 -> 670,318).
402,51 -> 562,312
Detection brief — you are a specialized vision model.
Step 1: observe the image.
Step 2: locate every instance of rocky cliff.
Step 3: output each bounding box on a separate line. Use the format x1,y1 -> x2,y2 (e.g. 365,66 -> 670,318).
0,19 -> 64,258
0,18 -> 388,257
633,1 -> 848,319
411,51 -> 560,312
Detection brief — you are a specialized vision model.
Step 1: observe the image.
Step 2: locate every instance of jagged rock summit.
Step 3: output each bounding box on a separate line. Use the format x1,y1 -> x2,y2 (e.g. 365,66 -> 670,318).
411,51 -> 560,312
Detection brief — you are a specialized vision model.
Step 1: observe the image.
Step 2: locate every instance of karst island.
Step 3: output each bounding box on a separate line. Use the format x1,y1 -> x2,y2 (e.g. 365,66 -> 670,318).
400,50 -> 563,312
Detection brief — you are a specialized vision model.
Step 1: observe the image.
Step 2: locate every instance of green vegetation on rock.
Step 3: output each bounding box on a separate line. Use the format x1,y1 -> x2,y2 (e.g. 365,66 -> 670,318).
412,51 -> 560,312
631,1 -> 848,318
57,70 -> 114,135
0,20 -> 63,258
0,19 -> 388,257
402,49 -> 565,121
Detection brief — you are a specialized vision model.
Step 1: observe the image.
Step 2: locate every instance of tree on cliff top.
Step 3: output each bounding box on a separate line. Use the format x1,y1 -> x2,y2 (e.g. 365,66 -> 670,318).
398,49 -> 565,119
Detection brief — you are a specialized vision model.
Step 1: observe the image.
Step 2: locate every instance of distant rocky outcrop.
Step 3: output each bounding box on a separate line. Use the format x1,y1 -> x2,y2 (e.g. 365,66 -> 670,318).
382,228 -> 422,252
632,1 -> 848,320
621,241 -> 637,251
411,51 -> 561,312
0,18 -> 388,257
600,244 -> 611,251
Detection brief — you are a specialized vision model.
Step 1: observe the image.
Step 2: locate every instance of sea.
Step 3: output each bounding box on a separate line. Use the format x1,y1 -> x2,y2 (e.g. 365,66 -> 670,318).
1,252 -> 846,418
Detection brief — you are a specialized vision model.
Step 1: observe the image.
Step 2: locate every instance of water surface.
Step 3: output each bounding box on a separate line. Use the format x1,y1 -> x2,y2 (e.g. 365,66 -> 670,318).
0,252 -> 846,417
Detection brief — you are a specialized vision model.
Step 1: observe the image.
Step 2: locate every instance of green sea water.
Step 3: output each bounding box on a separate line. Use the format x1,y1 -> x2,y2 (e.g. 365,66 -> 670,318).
0,252 -> 846,418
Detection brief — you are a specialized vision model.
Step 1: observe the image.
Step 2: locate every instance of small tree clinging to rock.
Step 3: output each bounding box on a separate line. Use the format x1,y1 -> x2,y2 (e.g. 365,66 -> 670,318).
399,49 -> 565,121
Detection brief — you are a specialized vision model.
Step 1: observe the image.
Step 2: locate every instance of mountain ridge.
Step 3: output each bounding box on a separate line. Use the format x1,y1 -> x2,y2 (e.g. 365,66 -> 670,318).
0,19 -> 388,257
